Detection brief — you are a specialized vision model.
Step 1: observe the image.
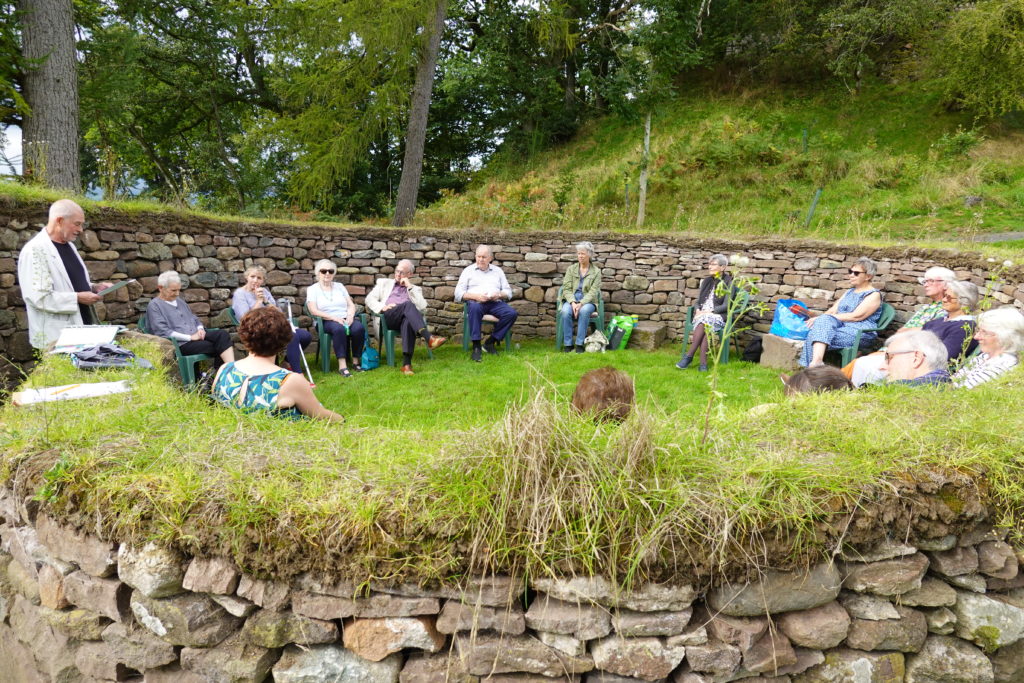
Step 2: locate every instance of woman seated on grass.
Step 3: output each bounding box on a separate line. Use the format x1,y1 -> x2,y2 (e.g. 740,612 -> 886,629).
951,307 -> 1024,389
212,307 -> 343,422
800,257 -> 882,368
676,253 -> 736,372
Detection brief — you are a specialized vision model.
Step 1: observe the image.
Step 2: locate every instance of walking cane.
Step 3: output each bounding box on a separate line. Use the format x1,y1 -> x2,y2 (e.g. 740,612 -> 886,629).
283,299 -> 316,388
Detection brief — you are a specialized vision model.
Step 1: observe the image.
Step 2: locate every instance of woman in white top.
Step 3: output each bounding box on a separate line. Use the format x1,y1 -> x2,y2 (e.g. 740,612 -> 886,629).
952,306 -> 1024,389
305,259 -> 366,377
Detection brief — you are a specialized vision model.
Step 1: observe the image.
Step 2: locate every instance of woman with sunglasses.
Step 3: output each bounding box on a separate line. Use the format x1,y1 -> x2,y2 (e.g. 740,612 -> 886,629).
305,259 -> 366,377
951,306 -> 1024,389
800,257 -> 883,367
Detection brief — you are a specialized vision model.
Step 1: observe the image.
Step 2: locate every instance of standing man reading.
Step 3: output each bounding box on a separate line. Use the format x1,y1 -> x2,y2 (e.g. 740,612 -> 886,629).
366,259 -> 447,376
18,199 -> 111,348
454,245 -> 518,362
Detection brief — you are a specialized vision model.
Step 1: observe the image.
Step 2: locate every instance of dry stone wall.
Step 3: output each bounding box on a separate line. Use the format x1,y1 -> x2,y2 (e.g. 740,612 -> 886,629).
3,200 -> 1024,378
3,482 -> 1024,682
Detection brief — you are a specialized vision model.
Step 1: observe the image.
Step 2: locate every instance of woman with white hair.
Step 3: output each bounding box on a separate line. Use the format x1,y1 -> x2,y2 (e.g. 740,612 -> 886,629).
920,280 -> 979,362
800,256 -> 882,368
305,259 -> 366,377
677,253 -> 736,371
146,270 -> 235,369
557,241 -> 602,353
232,265 -> 313,374
951,307 -> 1024,389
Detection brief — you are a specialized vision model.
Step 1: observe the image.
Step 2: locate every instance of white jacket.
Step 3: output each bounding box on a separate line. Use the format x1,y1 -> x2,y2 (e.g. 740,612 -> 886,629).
18,228 -> 90,348
365,278 -> 428,336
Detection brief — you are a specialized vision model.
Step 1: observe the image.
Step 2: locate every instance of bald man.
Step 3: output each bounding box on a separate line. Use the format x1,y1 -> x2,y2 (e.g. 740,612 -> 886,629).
18,199 -> 110,348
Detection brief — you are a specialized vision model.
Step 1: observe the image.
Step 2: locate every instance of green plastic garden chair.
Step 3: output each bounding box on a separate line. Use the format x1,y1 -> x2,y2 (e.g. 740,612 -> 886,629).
138,313 -> 217,387
304,302 -> 369,373
679,290 -> 750,365
839,302 -> 897,366
376,311 -> 434,367
461,303 -> 514,352
553,294 -> 605,350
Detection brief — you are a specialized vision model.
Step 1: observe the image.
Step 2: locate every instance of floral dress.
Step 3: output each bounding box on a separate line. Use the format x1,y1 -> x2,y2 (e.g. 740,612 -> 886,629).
212,362 -> 303,420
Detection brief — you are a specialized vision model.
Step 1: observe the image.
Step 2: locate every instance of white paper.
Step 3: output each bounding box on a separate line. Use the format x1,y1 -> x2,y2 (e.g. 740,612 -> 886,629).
50,325 -> 120,353
11,380 -> 133,406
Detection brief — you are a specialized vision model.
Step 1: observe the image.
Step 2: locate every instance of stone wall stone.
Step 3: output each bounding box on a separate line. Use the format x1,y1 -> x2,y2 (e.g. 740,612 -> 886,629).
1,490 -> 1023,682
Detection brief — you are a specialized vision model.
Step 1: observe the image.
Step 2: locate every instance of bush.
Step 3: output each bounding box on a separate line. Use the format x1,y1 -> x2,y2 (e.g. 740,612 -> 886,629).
932,127 -> 985,159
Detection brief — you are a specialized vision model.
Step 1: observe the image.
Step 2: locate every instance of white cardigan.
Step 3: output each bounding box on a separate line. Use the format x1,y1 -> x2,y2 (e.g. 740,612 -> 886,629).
18,228 -> 90,348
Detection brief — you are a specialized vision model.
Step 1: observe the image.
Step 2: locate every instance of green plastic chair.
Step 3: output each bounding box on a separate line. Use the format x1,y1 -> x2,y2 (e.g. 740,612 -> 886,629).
839,302 -> 897,366
461,303 -> 514,352
304,303 -> 369,373
138,313 -> 217,387
680,290 -> 750,365
376,311 -> 434,367
553,294 -> 605,349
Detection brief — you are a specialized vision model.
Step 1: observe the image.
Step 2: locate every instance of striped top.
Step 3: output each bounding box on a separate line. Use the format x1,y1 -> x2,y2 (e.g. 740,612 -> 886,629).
951,352 -> 1018,389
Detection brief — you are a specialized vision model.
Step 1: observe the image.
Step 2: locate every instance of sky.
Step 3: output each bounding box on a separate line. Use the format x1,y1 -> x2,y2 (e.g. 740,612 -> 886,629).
2,125 -> 22,175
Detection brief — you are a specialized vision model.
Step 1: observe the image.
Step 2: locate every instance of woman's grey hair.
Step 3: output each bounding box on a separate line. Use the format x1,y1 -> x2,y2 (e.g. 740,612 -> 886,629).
978,307 -> 1024,355
947,280 -> 980,312
888,330 -> 948,371
710,253 -> 729,267
575,242 -> 595,259
855,257 -> 878,277
157,270 -> 181,288
243,265 -> 267,280
924,266 -> 956,283
314,259 -> 336,274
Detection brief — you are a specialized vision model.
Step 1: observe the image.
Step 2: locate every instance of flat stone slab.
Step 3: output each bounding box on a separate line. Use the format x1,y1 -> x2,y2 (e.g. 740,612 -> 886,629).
760,333 -> 803,371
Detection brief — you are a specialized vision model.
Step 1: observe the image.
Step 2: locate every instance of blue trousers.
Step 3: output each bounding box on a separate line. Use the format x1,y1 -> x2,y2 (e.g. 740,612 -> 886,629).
560,302 -> 596,346
285,328 -> 313,372
323,319 -> 366,364
466,300 -> 517,342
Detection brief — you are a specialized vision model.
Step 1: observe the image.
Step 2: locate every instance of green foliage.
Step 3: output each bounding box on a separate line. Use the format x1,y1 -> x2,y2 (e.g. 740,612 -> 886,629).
932,126 -> 985,159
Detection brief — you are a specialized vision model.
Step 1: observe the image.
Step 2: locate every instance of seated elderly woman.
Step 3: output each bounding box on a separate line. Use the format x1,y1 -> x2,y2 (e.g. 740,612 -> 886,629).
676,253 -> 736,371
558,241 -> 602,353
305,258 -> 366,377
146,270 -> 235,369
881,329 -> 950,386
212,307 -> 343,422
951,306 -> 1024,389
800,257 -> 883,368
232,265 -> 312,373
852,280 -> 979,386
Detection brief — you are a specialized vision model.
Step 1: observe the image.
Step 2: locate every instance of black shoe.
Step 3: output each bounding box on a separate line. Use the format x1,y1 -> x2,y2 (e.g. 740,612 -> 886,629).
471,346 -> 482,362
562,345 -> 573,353
575,345 -> 585,353
698,363 -> 709,372
676,356 -> 692,370
483,339 -> 498,355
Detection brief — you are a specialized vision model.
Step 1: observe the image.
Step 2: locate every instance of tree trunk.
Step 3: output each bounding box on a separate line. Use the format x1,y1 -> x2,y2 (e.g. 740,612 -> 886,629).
18,0 -> 80,191
393,0 -> 446,227
636,111 -> 650,228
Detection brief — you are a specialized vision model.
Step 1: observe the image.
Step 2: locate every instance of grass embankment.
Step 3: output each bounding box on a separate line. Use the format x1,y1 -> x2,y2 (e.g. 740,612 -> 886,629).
3,338 -> 1024,588
420,82 -> 1024,246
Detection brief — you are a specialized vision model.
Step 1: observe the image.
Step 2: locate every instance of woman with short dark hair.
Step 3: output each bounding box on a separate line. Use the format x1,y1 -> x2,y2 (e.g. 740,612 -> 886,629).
211,307 -> 343,422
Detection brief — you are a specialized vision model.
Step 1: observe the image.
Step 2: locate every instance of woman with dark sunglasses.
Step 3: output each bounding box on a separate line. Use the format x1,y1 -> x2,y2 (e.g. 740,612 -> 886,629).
305,259 -> 366,377
800,256 -> 883,367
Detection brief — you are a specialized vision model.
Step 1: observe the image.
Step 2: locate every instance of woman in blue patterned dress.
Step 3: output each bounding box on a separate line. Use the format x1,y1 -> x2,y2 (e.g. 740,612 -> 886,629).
800,257 -> 883,367
212,307 -> 344,422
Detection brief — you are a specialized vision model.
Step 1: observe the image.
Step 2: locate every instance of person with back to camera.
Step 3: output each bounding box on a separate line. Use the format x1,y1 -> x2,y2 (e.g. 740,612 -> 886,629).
212,307 -> 343,422
847,265 -> 956,385
147,270 -> 235,369
800,256 -> 882,368
232,265 -> 313,375
780,366 -> 854,395
951,306 -> 1024,389
557,241 -> 602,353
305,258 -> 366,377
676,253 -> 735,372
880,329 -> 950,386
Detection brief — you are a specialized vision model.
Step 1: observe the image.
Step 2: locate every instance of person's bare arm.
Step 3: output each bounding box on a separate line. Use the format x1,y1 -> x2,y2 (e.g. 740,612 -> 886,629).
836,292 -> 881,322
282,375 -> 344,423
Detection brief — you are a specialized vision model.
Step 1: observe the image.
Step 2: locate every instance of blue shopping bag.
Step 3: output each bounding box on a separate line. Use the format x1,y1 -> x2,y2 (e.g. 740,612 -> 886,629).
769,299 -> 810,340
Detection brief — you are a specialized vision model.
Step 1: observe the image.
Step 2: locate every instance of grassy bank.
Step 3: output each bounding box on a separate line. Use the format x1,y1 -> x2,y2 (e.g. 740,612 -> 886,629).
4,338 -> 1024,586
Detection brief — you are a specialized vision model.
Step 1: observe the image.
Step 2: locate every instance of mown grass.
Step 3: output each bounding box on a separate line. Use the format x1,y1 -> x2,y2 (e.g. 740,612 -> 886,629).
4,338 -> 1024,588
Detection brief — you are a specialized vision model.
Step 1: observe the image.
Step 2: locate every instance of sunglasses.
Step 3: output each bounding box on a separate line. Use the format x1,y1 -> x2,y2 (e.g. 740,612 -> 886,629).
848,269 -> 866,275
319,269 -> 336,274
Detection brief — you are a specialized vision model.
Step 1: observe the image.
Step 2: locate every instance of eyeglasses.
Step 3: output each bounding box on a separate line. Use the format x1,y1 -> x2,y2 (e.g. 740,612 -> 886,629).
884,349 -> 917,363
941,293 -> 959,302
319,269 -> 335,275
848,269 -> 866,275
918,278 -> 943,285
976,329 -> 995,338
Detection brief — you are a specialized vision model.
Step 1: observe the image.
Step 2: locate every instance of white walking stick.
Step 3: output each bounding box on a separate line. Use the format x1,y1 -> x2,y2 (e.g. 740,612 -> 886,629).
284,299 -> 316,388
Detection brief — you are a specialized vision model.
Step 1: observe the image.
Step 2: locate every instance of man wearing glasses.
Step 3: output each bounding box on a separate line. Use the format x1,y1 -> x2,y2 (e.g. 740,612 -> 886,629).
365,259 -> 447,375
18,199 -> 111,348
880,330 -> 951,386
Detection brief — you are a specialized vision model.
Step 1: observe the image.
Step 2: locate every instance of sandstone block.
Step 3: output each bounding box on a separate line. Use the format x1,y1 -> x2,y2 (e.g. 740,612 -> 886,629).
949,573 -> 988,592
75,640 -> 134,681
613,607 -> 692,637
915,535 -> 957,552
898,577 -> 957,607
118,542 -> 186,598
760,334 -> 802,371
623,275 -> 649,291
978,541 -> 1019,580
63,570 -> 131,621
628,321 -> 667,350
8,557 -> 40,604
685,641 -> 741,676
344,616 -> 446,661
9,595 -> 76,682
841,593 -> 899,620
181,631 -> 280,682
274,644 -> 402,683
237,574 -> 291,610
954,590 -> 1024,649
992,638 -> 1024,682
791,648 -> 904,682
776,647 -> 825,676
925,606 -> 957,635
36,511 -> 117,577
538,630 -> 587,655
525,595 -> 612,640
846,604 -> 928,652
131,591 -> 241,647
842,552 -> 929,596
212,593 -> 258,618
531,576 -> 694,611
291,589 -> 357,619
437,600 -> 526,634
665,623 -> 708,647
43,606 -> 110,640
840,540 -> 917,563
0,622 -> 47,683
101,621 -> 178,670
743,631 -> 798,674
905,634 -> 993,683
708,562 -> 841,616
455,634 -> 594,677
400,652 -> 477,683
241,608 -> 338,648
777,601 -> 850,649
182,556 -> 240,595
590,636 -> 686,681
1,524 -> 47,578
37,562 -> 69,609
704,612 -> 768,650
928,546 -> 979,578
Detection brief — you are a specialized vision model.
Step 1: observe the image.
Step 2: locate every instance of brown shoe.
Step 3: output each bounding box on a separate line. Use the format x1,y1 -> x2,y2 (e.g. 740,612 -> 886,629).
427,336 -> 447,350
400,364 -> 415,376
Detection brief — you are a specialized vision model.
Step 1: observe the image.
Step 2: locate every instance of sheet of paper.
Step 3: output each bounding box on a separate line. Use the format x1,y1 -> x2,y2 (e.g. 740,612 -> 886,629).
98,279 -> 136,297
11,380 -> 132,406
51,325 -> 120,352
